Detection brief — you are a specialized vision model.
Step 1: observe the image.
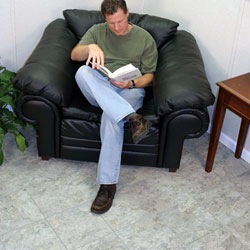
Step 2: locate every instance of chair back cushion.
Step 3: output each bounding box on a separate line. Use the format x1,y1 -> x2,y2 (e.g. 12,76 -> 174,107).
63,9 -> 179,48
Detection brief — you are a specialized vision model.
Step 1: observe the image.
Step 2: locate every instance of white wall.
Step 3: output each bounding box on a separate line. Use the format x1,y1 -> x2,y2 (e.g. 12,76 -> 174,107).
0,0 -> 143,71
0,0 -> 249,163
143,0 -> 250,163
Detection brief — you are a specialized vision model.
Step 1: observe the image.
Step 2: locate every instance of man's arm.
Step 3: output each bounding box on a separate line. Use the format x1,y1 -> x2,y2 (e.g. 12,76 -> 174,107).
71,44 -> 104,69
110,73 -> 154,89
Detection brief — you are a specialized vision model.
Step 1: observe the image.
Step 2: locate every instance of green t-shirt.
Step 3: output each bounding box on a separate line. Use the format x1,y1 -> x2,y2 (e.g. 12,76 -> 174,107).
78,23 -> 158,74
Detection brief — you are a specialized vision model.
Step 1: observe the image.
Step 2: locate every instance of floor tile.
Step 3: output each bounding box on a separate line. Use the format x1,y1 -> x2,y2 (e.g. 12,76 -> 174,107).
116,212 -> 183,250
103,175 -> 197,231
226,214 -> 250,247
77,233 -> 128,250
1,127 -> 250,250
26,166 -> 97,217
176,151 -> 223,196
0,220 -> 66,250
47,205 -> 113,250
0,241 -> 4,250
230,169 -> 250,202
211,143 -> 250,179
0,190 -> 44,235
194,180 -> 250,225
155,205 -> 221,246
184,134 -> 250,179
0,164 -> 31,197
185,228 -> 249,250
118,164 -> 143,186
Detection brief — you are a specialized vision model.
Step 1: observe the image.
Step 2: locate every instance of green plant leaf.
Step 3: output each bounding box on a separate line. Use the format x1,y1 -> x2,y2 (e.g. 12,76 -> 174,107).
2,108 -> 15,120
0,67 -> 16,83
0,66 -> 28,165
5,123 -> 20,135
0,87 -> 17,98
0,66 -> 27,165
15,133 -> 27,152
0,121 -> 7,134
0,148 -> 3,165
0,95 -> 15,108
0,129 -> 4,147
14,117 -> 27,128
2,108 -> 26,129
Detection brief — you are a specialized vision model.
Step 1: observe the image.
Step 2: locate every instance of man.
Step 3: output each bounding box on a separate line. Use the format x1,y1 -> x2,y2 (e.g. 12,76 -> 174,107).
71,0 -> 158,214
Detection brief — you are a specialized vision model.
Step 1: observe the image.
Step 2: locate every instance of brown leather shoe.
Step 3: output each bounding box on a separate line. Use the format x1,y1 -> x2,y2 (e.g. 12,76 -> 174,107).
91,184 -> 116,214
128,113 -> 158,144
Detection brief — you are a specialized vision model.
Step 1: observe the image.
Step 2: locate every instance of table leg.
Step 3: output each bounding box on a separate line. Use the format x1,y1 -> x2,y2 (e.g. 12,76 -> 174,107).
235,118 -> 249,158
205,89 -> 226,173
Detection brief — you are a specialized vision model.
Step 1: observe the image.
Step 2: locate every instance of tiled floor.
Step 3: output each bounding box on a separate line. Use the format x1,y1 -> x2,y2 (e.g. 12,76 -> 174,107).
0,128 -> 250,250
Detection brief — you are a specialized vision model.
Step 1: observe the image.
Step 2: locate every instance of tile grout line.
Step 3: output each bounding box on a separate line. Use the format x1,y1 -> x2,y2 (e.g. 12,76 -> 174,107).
1,128 -> 250,249
0,191 -> 69,249
189,178 -> 250,239
184,228 -> 221,248
224,222 -> 250,248
26,187 -> 122,249
0,218 -> 45,239
153,208 -> 189,248
0,188 -> 67,248
26,190 -> 69,249
45,219 -> 69,250
100,215 -> 130,250
0,189 -> 46,238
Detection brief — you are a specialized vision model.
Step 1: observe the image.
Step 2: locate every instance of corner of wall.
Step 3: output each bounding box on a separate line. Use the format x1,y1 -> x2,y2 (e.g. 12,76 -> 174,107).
10,0 -> 18,71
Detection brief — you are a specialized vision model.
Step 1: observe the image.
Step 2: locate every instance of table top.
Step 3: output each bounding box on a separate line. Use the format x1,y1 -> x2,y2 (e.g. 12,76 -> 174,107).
217,73 -> 250,105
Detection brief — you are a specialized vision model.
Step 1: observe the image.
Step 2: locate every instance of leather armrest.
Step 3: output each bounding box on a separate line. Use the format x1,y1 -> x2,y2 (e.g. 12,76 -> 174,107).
154,30 -> 215,116
14,19 -> 80,107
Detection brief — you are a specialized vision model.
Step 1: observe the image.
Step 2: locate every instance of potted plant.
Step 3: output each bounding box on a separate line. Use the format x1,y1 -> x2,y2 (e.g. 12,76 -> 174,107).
0,66 -> 27,165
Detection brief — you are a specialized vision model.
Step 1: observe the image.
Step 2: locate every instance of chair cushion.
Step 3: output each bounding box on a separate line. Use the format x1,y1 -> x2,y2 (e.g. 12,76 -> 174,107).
63,9 -> 179,48
62,87 -> 160,125
62,88 -> 102,122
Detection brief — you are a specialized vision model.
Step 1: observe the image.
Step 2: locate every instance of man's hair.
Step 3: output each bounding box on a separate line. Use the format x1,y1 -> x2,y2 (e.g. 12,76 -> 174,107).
101,0 -> 127,16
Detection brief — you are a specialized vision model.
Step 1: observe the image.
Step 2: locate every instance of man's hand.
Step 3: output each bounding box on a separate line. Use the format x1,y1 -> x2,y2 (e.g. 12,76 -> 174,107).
110,79 -> 131,88
86,44 -> 104,70
109,73 -> 154,89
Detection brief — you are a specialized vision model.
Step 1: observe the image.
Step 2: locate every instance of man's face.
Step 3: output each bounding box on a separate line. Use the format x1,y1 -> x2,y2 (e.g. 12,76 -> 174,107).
105,8 -> 130,36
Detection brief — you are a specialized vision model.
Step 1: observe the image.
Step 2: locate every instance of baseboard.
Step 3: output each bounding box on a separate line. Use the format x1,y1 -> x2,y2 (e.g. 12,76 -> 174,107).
219,132 -> 250,164
207,124 -> 250,164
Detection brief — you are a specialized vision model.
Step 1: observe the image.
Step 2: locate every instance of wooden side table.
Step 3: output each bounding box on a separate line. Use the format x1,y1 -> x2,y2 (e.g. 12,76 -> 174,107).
205,73 -> 250,172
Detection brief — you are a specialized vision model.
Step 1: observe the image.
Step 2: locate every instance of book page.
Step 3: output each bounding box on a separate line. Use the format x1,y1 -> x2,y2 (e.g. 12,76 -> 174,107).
112,64 -> 136,77
89,61 -> 112,77
89,62 -> 141,81
111,68 -> 142,82
99,65 -> 112,77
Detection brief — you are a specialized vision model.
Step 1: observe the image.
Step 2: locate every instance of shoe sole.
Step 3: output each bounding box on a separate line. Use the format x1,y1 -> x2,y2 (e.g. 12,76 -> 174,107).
133,120 -> 154,144
90,200 -> 113,214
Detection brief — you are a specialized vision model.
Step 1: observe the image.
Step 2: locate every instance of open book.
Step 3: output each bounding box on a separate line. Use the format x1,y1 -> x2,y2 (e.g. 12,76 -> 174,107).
90,62 -> 142,82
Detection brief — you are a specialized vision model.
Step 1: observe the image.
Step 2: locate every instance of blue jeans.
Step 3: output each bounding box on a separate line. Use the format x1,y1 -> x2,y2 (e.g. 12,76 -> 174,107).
75,66 -> 145,184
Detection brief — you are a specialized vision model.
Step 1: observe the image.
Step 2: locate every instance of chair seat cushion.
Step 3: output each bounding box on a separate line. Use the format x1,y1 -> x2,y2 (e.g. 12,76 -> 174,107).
62,87 -> 160,125
62,88 -> 102,122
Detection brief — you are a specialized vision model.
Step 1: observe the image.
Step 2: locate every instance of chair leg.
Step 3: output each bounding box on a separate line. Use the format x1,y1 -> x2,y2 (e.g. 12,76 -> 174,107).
169,168 -> 177,173
42,156 -> 49,161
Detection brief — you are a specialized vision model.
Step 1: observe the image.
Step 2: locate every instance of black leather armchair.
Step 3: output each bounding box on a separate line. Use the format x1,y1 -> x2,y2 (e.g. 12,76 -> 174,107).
14,10 -> 215,172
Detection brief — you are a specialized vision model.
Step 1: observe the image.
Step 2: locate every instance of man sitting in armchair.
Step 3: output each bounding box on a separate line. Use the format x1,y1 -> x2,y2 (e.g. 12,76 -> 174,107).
71,0 -> 158,214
